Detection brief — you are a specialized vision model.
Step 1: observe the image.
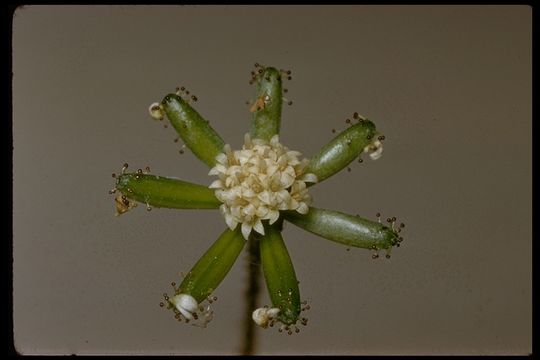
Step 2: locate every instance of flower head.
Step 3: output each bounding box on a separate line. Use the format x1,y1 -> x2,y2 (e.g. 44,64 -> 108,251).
208,133 -> 317,239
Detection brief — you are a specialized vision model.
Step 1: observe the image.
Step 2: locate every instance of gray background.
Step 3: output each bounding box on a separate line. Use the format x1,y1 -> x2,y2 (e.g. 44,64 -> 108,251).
13,5 -> 531,355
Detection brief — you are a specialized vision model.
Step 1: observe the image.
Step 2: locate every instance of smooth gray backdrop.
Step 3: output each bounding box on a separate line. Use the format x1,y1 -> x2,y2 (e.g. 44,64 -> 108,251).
13,5 -> 531,355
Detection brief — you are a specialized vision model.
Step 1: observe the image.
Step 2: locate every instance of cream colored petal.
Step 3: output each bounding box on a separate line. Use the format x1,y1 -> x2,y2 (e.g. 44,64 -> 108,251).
296,202 -> 309,214
277,155 -> 288,167
247,155 -> 261,167
252,145 -> 267,154
287,158 -> 301,166
230,206 -> 242,219
301,173 -> 318,183
243,204 -> 256,216
267,150 -> 278,162
256,206 -> 269,218
225,177 -> 235,188
280,171 -> 295,188
267,210 -> 280,224
226,166 -> 241,178
284,165 -> 296,178
215,191 -> 226,202
215,164 -> 228,173
276,189 -> 290,202
223,143 -> 233,157
242,188 -> 256,199
258,191 -> 272,205
241,222 -> 253,240
278,201 -> 291,210
252,138 -> 266,147
225,214 -> 238,230
215,153 -> 228,165
294,158 -> 310,174
266,164 -> 279,177
219,204 -> 228,215
209,180 -> 223,189
270,134 -> 280,146
224,187 -> 241,202
293,180 -> 307,194
289,198 -> 299,210
238,155 -> 251,167
208,167 -> 220,176
270,172 -> 282,189
287,150 -> 302,158
252,219 -> 265,235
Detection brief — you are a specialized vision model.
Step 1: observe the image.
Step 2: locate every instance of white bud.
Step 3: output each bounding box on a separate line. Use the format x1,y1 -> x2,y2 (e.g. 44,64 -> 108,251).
369,140 -> 383,160
148,102 -> 164,120
252,307 -> 280,328
369,145 -> 383,160
363,139 -> 383,160
171,294 -> 198,320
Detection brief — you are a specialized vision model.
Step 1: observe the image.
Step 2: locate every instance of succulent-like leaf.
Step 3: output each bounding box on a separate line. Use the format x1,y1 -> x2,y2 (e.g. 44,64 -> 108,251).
161,93 -> 225,167
178,227 -> 246,303
259,224 -> 301,325
116,173 -> 220,209
250,67 -> 283,141
305,120 -> 377,183
283,207 -> 400,250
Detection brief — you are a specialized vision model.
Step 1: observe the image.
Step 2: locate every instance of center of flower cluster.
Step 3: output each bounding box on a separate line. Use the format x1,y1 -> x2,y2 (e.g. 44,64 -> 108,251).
209,133 -> 318,239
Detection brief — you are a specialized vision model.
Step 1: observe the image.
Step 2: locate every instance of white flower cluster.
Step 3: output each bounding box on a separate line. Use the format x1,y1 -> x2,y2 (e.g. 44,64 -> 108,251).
209,133 -> 318,240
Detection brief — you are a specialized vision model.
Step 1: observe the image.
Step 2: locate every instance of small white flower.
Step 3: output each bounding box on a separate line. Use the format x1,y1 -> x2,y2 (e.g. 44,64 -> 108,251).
364,139 -> 384,161
148,102 -> 164,120
209,133 -> 317,239
170,294 -> 198,320
252,307 -> 281,328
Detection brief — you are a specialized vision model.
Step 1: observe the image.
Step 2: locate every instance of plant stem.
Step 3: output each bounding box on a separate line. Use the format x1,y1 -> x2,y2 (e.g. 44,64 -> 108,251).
240,234 -> 261,355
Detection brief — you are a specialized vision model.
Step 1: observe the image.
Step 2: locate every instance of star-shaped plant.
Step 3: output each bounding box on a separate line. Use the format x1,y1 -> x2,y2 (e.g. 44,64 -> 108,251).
110,64 -> 404,340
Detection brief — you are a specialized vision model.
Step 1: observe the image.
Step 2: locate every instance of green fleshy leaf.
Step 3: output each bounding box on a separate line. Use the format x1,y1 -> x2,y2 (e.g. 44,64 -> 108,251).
116,173 -> 220,209
259,224 -> 301,325
305,120 -> 377,183
161,93 -> 225,167
250,67 -> 283,141
283,207 -> 400,251
178,227 -> 246,303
